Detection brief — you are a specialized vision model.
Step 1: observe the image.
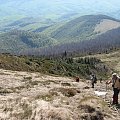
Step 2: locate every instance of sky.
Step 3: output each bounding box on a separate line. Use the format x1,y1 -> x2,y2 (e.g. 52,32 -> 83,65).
0,0 -> 120,23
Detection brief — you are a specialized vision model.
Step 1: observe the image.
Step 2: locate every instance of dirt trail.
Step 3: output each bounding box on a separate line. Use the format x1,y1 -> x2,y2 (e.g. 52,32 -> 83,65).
0,69 -> 120,120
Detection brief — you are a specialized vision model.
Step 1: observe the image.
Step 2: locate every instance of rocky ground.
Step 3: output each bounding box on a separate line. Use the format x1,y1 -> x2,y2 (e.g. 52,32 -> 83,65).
0,69 -> 120,120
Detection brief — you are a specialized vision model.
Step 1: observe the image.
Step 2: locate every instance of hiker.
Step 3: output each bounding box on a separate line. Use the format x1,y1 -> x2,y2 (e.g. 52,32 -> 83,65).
90,74 -> 97,88
106,73 -> 120,105
75,77 -> 79,82
100,78 -> 102,83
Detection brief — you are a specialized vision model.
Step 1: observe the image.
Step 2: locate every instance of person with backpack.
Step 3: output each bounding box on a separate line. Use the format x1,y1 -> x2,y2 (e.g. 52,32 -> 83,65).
106,73 -> 120,105
90,74 -> 97,88
75,76 -> 80,82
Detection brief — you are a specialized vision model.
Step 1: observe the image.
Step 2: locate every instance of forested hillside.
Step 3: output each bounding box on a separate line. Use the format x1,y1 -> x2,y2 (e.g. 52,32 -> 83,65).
42,15 -> 120,43
0,30 -> 57,53
0,15 -> 120,55
22,26 -> 120,56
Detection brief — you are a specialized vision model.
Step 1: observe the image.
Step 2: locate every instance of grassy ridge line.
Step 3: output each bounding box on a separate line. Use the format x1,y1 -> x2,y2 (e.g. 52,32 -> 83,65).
83,50 -> 120,75
0,54 -> 110,79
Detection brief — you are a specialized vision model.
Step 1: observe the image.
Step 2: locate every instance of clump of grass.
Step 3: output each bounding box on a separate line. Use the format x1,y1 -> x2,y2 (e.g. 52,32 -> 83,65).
81,111 -> 104,120
35,90 -> 59,101
64,89 -> 77,97
78,105 -> 95,113
3,107 -> 13,112
29,81 -> 39,86
50,87 -> 77,97
35,94 -> 53,101
49,90 -> 58,96
23,76 -> 32,80
79,96 -> 99,104
80,95 -> 108,109
28,80 -> 57,86
61,82 -> 71,86
8,86 -> 26,93
21,103 -> 32,119
13,86 -> 25,90
59,88 -> 77,97
0,88 -> 13,94
11,101 -> 32,119
78,95 -> 110,120
0,72 -> 10,75
30,100 -> 73,120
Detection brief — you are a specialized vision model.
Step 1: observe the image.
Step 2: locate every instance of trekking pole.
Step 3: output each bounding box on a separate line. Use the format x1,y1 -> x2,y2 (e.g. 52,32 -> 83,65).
106,83 -> 107,91
105,83 -> 108,100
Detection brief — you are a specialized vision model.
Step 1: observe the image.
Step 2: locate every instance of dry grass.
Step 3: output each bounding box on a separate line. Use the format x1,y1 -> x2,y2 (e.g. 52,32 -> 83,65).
77,95 -> 110,120
50,87 -> 78,97
83,50 -> 120,75
30,100 -> 73,120
79,95 -> 108,109
0,69 -> 120,120
94,19 -> 120,34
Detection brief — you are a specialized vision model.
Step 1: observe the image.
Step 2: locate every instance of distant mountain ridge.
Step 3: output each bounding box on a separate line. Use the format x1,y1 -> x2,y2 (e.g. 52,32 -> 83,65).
0,0 -> 120,32
0,15 -> 120,55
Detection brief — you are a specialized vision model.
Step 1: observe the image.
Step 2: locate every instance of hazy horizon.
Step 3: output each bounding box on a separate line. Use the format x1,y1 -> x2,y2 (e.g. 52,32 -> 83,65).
0,0 -> 120,19
0,0 -> 120,32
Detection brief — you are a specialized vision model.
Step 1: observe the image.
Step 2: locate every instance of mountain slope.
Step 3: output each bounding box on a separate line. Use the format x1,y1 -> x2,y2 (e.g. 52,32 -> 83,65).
87,49 -> 120,74
0,53 -> 109,78
26,26 -> 120,56
42,15 -> 120,43
0,30 -> 57,53
0,68 -> 119,120
1,15 -> 120,55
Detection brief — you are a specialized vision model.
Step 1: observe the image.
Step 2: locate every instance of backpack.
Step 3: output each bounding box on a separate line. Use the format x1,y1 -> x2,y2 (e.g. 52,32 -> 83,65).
90,74 -> 97,83
94,76 -> 97,83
